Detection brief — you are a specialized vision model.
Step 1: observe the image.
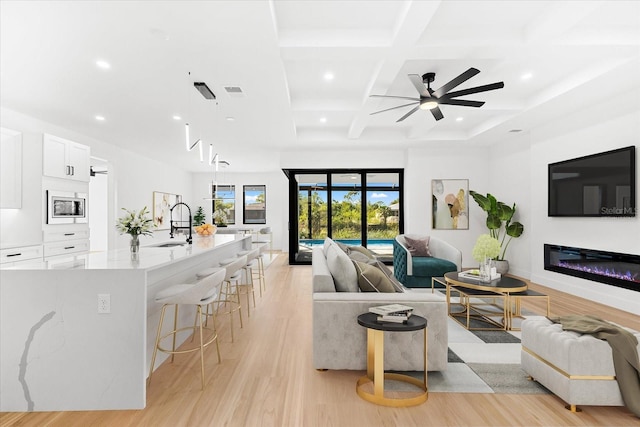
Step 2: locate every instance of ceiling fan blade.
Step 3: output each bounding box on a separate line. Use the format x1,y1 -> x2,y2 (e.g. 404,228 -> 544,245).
442,82 -> 505,99
396,106 -> 420,122
433,67 -> 480,98
430,106 -> 444,121
438,99 -> 485,107
408,74 -> 430,97
370,102 -> 419,115
370,94 -> 421,101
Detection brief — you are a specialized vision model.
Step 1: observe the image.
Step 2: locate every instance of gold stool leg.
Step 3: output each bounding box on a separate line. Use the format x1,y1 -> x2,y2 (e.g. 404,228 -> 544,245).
197,305 -> 206,390
234,278 -> 244,328
171,304 -> 179,362
148,304 -> 168,387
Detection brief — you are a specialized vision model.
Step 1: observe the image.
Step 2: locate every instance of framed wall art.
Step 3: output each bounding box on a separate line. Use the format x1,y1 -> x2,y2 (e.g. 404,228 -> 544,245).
153,191 -> 181,230
432,179 -> 469,230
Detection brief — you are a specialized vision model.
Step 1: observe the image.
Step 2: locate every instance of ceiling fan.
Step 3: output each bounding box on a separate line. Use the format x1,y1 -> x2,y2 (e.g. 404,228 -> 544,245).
370,68 -> 504,122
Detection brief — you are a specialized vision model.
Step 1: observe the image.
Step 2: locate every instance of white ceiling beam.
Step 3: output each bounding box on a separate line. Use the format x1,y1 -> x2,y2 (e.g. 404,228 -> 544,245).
348,1 -> 442,139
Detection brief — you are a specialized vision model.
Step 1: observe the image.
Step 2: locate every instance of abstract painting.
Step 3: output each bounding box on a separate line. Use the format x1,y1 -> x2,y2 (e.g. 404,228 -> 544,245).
152,191 -> 181,230
432,179 -> 469,230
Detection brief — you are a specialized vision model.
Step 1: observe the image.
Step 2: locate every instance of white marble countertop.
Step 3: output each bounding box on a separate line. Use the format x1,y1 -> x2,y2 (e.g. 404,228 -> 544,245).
1,234 -> 245,271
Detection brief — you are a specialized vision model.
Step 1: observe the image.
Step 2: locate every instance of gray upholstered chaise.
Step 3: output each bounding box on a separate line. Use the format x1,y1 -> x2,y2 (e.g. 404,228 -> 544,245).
312,240 -> 448,372
521,316 -> 640,412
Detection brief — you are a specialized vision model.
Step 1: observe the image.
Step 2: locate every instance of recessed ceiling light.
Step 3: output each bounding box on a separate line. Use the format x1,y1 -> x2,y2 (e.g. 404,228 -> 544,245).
324,72 -> 334,81
456,117 -> 464,122
95,115 -> 105,121
320,117 -> 327,123
172,115 -> 181,120
521,73 -> 533,80
96,60 -> 110,70
226,117 -> 235,122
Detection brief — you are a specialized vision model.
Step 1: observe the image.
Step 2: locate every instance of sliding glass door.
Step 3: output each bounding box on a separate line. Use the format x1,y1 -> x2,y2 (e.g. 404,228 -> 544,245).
284,169 -> 403,264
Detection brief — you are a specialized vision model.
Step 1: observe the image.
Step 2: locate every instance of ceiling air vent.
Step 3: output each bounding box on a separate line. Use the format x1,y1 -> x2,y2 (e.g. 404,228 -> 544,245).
224,86 -> 245,98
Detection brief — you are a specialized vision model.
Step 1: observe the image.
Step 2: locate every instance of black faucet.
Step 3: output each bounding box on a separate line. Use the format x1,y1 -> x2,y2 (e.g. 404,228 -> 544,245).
169,202 -> 193,244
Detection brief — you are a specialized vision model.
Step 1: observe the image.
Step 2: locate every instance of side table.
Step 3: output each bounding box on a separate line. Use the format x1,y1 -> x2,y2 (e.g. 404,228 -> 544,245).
356,312 -> 428,407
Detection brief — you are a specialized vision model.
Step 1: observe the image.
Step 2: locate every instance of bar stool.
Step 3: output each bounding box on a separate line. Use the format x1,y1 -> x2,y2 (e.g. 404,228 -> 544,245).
217,255 -> 247,342
255,243 -> 268,296
148,268 -> 226,390
238,249 -> 259,317
195,267 -> 224,325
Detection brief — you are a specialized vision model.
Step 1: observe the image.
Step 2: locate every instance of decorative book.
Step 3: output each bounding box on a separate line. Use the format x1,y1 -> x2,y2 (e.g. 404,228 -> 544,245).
369,304 -> 414,316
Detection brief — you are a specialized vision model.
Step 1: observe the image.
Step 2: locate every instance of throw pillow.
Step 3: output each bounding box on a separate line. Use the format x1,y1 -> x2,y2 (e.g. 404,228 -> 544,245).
348,245 -> 377,259
334,240 -> 350,253
322,237 -> 334,257
326,243 -> 358,292
347,251 -> 372,263
353,260 -> 396,293
404,235 -> 432,257
366,259 -> 405,293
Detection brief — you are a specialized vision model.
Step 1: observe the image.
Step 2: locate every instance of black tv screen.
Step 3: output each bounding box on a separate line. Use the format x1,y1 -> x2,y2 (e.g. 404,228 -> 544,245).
548,146 -> 636,217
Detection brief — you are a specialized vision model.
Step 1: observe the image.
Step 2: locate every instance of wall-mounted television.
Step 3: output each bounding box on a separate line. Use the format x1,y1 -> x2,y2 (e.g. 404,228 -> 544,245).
548,146 -> 636,217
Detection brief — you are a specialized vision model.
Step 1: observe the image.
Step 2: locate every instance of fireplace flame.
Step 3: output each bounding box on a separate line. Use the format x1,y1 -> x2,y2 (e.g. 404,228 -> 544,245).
557,261 -> 639,283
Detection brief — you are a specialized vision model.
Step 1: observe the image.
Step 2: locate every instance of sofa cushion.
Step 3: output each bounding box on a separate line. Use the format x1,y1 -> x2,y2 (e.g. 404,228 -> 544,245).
347,251 -> 372,263
353,260 -> 396,293
404,235 -> 432,257
326,243 -> 358,292
367,259 -> 405,292
412,257 -> 458,278
323,237 -> 334,257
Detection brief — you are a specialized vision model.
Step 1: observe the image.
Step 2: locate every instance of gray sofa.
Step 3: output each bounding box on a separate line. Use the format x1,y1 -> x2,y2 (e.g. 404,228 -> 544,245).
312,240 -> 448,372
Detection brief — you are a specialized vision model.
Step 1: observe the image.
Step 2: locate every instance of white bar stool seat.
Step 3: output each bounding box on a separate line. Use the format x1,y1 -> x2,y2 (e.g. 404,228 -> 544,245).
217,255 -> 247,342
148,269 -> 226,390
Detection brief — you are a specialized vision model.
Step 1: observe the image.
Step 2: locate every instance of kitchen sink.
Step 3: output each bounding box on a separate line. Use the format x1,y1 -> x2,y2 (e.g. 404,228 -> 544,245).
152,242 -> 187,248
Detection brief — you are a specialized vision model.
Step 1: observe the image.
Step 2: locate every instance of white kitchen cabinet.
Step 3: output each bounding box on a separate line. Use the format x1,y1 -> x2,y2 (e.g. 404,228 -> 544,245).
0,128 -> 22,208
43,239 -> 90,257
43,225 -> 90,257
43,134 -> 90,182
0,244 -> 42,264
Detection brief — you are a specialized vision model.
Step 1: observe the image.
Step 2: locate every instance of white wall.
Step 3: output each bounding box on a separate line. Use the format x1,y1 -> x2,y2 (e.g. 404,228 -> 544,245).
0,107 -> 193,250
488,134 -> 533,279
528,111 -> 640,314
191,170 -> 287,251
490,109 -> 640,314
405,146 -> 490,268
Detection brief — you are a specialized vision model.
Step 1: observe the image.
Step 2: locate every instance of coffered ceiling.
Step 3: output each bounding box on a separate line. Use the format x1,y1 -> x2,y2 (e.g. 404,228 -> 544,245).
1,1 -> 639,173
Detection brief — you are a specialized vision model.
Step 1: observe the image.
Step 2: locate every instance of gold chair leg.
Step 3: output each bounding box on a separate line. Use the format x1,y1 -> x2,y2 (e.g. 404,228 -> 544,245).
148,304 -> 168,387
171,304 -> 179,362
197,305 -> 206,390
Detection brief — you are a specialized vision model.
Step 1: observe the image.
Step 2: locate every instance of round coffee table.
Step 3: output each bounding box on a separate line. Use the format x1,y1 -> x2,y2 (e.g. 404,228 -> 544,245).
356,312 -> 428,407
444,272 -> 528,330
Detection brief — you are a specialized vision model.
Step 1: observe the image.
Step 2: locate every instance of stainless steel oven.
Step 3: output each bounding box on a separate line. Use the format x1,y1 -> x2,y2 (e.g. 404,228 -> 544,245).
47,190 -> 87,224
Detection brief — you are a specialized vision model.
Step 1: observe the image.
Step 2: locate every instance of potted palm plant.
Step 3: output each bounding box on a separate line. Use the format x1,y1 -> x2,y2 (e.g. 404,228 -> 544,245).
469,191 -> 524,274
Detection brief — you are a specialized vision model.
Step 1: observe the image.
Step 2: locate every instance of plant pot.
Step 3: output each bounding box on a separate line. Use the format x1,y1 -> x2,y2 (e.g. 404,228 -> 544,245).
494,260 -> 509,275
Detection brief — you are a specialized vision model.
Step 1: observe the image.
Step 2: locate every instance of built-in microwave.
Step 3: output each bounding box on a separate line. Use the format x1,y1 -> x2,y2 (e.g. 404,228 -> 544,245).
47,190 -> 87,224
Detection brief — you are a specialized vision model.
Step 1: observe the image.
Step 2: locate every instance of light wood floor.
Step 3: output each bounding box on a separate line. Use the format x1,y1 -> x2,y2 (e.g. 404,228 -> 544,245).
2,254 -> 639,427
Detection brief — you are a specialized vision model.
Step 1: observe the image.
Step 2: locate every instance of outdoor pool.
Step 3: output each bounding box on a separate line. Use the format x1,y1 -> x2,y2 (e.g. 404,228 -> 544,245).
299,239 -> 393,251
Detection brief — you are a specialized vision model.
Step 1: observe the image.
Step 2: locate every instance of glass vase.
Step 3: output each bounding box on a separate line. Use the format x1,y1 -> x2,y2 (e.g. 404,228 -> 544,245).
130,234 -> 140,254
479,257 -> 493,283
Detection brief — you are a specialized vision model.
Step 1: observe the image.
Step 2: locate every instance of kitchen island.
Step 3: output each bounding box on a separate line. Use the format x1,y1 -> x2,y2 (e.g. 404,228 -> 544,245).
0,234 -> 250,412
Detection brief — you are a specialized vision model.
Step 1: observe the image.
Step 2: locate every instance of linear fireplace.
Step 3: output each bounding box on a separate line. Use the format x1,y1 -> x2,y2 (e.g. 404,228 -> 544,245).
544,244 -> 640,292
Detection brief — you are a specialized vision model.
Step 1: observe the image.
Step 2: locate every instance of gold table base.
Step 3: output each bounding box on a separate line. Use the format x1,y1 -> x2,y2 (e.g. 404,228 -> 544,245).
356,327 -> 428,407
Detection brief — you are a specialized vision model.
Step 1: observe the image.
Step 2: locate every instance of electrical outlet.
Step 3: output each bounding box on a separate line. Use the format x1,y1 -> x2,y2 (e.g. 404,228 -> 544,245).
98,294 -> 111,314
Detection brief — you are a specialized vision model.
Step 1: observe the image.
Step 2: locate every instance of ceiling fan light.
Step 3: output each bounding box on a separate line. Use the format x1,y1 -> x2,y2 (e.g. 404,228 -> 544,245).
420,100 -> 438,110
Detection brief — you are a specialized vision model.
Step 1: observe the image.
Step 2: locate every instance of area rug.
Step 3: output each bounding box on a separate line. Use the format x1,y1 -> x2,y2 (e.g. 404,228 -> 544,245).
389,314 -> 551,395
